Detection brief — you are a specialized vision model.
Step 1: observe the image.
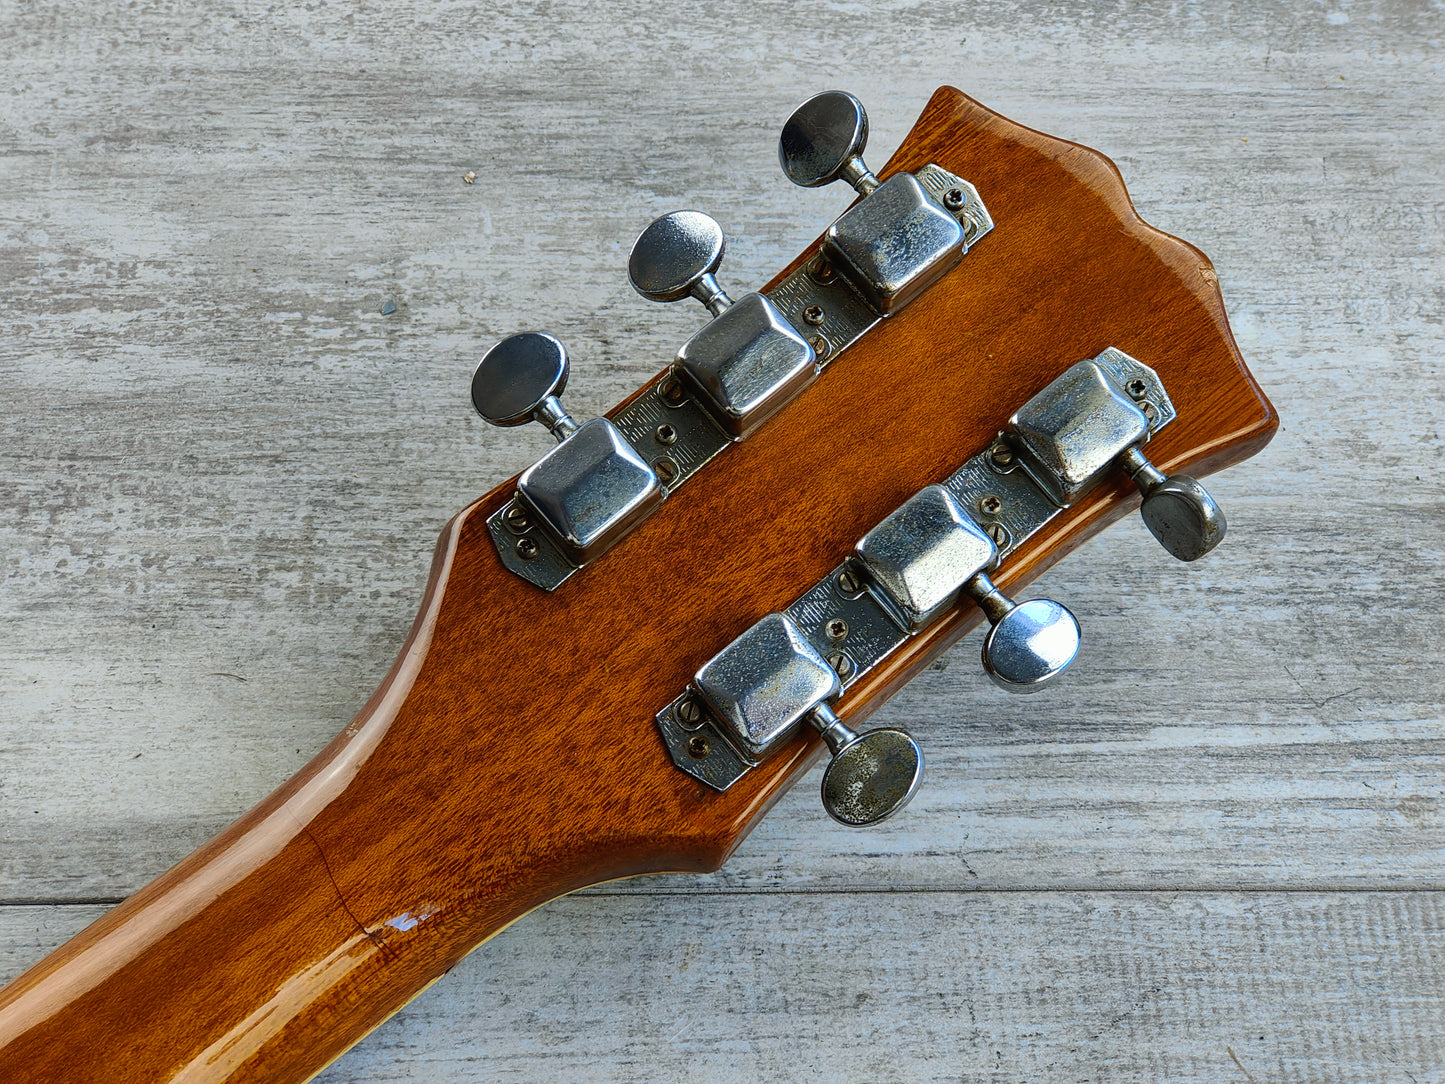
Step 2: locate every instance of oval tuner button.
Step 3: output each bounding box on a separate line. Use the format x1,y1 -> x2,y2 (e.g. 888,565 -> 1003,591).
778,90 -> 877,195
810,704 -> 924,827
981,597 -> 1082,693
470,331 -> 577,442
1139,474 -> 1227,563
628,210 -> 732,314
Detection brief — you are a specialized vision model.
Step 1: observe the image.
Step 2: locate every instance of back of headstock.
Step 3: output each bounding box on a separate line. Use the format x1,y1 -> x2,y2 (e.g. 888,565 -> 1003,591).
0,86 -> 1275,1084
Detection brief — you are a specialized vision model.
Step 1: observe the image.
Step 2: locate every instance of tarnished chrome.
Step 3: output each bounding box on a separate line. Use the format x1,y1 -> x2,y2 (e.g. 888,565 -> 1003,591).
813,705 -> 924,827
1004,350 -> 1226,561
630,212 -> 819,440
657,346 -> 1185,789
1120,446 -> 1228,561
471,332 -> 578,440
669,610 -> 924,826
486,100 -> 996,592
694,612 -> 841,760
778,90 -> 878,195
1007,359 -> 1153,507
476,333 -> 665,584
855,484 -> 1080,692
517,417 -> 664,565
823,172 -> 966,315
779,92 -> 988,318
855,485 -> 996,629
628,210 -> 733,315
675,292 -> 818,439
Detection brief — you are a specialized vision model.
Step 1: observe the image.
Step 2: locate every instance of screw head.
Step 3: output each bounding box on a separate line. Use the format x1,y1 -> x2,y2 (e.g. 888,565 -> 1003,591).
979,494 -> 1003,516
654,423 -> 678,446
825,617 -> 849,642
803,304 -> 825,326
826,651 -> 856,681
989,443 -> 1016,471
836,568 -> 861,596
1126,378 -> 1149,399
809,258 -> 836,285
658,376 -> 687,406
676,698 -> 704,728
810,335 -> 831,359
942,187 -> 965,210
686,733 -> 711,759
503,502 -> 532,533
515,537 -> 540,561
653,457 -> 679,485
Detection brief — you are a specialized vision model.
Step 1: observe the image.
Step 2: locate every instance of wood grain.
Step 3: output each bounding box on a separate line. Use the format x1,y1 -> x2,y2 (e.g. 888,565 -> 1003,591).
0,1 -> 1440,1081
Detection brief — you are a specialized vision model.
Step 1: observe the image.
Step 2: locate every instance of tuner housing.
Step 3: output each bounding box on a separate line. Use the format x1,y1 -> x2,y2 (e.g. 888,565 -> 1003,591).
824,173 -> 967,316
674,292 -> 818,440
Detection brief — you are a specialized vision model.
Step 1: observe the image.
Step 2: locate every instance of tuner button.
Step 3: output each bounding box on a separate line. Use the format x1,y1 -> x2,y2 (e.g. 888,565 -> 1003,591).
966,575 -> 1081,693
810,704 -> 923,827
778,90 -> 879,196
471,332 -> 578,442
1119,447 -> 1228,561
628,211 -> 734,316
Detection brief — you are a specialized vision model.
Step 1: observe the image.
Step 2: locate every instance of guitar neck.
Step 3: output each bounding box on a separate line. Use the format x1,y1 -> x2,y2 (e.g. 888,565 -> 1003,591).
0,512 -> 766,1083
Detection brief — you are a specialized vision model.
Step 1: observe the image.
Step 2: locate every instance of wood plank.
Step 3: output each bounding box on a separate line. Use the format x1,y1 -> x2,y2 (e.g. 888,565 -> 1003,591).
5,891 -> 1442,1083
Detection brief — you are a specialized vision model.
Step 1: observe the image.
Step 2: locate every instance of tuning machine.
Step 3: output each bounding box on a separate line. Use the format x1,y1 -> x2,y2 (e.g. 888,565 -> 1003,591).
778,90 -> 972,316
471,332 -> 664,566
629,210 -> 818,440
690,613 -> 924,827
1003,355 -> 1227,561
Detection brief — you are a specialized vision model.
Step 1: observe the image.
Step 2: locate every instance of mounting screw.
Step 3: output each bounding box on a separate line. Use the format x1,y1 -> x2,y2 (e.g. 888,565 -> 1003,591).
655,423 -> 678,446
503,502 -> 532,533
809,258 -> 836,285
676,698 -> 704,727
988,443 -> 1016,471
653,457 -> 679,485
825,617 -> 849,642
943,187 -> 965,211
1126,378 -> 1149,399
826,651 -> 856,681
979,494 -> 1003,516
836,568 -> 861,596
810,335 -> 831,360
515,537 -> 540,561
658,375 -> 687,406
987,522 -> 1012,549
803,304 -> 825,326
687,734 -> 711,759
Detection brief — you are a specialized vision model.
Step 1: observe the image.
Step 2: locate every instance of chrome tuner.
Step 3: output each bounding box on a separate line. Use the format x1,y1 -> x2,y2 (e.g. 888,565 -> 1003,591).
1119,446 -> 1227,562
628,209 -> 733,315
854,485 -> 1080,694
966,578 -> 1081,693
778,89 -> 879,196
778,91 -> 967,316
689,612 -> 923,827
629,211 -> 817,440
1005,355 -> 1228,563
471,333 -> 663,565
470,331 -> 578,442
811,704 -> 923,827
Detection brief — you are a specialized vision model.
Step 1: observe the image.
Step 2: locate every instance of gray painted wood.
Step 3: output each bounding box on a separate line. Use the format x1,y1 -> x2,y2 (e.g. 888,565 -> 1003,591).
0,0 -> 1441,1079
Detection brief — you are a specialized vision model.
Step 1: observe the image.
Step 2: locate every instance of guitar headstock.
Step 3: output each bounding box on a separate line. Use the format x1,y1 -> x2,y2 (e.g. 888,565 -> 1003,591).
255,84 -> 1275,930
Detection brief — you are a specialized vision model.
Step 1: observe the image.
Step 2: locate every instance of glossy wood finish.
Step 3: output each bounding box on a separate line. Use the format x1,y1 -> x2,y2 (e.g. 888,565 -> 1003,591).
0,87 -> 1275,1083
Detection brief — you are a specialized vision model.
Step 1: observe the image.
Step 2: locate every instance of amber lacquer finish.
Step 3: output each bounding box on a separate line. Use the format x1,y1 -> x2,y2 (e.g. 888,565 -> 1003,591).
0,87 -> 1276,1083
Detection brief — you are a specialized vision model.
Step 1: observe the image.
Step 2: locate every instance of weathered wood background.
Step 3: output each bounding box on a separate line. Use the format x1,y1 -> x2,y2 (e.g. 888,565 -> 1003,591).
1,1 -> 1441,1080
